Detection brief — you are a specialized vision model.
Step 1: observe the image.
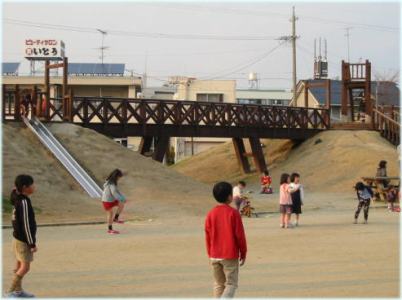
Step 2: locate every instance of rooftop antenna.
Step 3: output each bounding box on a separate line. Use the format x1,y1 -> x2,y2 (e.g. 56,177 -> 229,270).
324,38 -> 327,60
314,38 -> 317,62
318,37 -> 322,61
142,50 -> 148,89
96,29 -> 109,65
345,27 -> 353,62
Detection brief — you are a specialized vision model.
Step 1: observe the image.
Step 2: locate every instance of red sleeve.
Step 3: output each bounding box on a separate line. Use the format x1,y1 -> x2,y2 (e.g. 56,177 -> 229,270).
204,214 -> 211,258
234,212 -> 247,260
268,176 -> 272,185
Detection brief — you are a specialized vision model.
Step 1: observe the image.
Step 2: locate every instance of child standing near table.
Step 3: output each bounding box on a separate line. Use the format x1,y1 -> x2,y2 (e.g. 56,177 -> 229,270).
387,185 -> 398,211
354,182 -> 373,224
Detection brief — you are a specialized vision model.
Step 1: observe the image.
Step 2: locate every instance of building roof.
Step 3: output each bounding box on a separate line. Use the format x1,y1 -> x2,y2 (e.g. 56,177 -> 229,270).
236,89 -> 292,100
2,62 -> 20,75
68,63 -> 125,76
302,79 -> 400,106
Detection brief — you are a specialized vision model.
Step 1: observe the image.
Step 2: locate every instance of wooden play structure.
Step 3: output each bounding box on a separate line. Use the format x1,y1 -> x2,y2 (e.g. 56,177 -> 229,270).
341,60 -> 372,122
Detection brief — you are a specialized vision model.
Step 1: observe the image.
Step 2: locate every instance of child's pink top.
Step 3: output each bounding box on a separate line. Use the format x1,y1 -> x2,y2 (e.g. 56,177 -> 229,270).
279,183 -> 292,205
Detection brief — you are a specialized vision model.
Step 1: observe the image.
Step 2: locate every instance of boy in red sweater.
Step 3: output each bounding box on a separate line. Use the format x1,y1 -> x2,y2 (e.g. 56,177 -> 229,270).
205,182 -> 247,298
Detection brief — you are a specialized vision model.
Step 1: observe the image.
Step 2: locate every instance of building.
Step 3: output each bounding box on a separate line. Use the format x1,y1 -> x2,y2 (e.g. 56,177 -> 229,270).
174,77 -> 236,103
290,79 -> 400,122
2,62 -> 142,98
170,77 -> 236,162
236,89 -> 292,106
141,86 -> 176,100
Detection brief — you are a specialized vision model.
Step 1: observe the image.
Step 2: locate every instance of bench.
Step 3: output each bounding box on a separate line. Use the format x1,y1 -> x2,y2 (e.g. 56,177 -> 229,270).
361,176 -> 400,201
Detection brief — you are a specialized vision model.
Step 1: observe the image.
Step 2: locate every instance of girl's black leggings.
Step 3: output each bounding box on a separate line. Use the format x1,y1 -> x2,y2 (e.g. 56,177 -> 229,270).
355,199 -> 371,220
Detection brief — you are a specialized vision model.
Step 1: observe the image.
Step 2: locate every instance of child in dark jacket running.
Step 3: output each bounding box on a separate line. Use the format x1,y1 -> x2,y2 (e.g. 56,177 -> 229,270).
354,182 -> 373,224
7,175 -> 37,298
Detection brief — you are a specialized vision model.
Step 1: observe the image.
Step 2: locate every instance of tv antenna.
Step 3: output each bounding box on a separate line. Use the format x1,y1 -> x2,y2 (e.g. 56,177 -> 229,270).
96,29 -> 109,65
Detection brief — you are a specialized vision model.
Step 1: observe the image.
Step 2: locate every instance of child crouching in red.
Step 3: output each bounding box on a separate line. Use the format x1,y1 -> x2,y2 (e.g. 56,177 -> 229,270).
205,182 -> 247,298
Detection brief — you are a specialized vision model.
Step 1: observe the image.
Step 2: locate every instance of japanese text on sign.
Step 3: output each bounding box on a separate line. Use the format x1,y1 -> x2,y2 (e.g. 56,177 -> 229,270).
25,39 -> 65,60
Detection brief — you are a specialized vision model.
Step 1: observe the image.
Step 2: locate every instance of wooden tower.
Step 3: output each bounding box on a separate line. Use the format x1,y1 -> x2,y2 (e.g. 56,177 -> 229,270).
341,60 -> 371,122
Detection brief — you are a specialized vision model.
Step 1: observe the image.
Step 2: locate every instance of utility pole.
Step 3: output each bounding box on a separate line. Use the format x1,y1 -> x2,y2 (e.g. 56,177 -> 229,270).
277,7 -> 298,105
345,27 -> 352,62
291,6 -> 298,105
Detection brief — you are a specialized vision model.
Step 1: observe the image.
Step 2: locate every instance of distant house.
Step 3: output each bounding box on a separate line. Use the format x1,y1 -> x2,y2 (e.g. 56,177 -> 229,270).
290,79 -> 400,121
2,62 -> 142,98
141,86 -> 176,100
236,89 -> 292,106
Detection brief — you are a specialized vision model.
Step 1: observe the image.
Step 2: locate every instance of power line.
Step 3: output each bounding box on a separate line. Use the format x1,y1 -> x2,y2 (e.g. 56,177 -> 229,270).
137,3 -> 399,33
4,18 -> 279,41
200,42 -> 286,80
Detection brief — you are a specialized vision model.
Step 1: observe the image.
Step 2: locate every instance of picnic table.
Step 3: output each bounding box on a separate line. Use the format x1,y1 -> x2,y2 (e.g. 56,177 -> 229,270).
361,176 -> 400,201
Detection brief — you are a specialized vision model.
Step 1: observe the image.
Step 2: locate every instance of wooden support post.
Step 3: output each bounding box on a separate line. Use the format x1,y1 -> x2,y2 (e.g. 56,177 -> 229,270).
31,86 -> 37,116
232,138 -> 251,174
304,81 -> 309,108
138,136 -> 153,155
152,136 -> 170,162
348,88 -> 355,122
326,79 -> 331,127
68,88 -> 73,122
15,84 -> 20,121
44,60 -> 50,120
249,137 -> 267,174
2,84 -> 6,121
341,61 -> 348,118
62,57 -> 68,119
365,60 -> 372,115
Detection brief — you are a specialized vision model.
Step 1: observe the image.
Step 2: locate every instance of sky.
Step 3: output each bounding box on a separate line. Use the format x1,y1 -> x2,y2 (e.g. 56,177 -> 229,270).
2,1 -> 400,89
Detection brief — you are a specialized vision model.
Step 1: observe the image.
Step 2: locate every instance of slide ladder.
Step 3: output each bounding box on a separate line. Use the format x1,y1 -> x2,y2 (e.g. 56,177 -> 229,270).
23,116 -> 102,198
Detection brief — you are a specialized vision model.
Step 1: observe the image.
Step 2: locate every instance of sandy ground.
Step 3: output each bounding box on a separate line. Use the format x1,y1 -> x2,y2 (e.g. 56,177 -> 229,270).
2,192 -> 399,297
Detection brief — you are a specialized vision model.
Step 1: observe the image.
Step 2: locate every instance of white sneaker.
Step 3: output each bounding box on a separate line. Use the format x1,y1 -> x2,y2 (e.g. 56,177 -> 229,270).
280,223 -> 284,228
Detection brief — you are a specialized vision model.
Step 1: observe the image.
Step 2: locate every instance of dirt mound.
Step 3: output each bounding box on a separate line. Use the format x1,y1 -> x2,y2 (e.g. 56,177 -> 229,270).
172,139 -> 294,184
2,123 -> 98,223
2,123 -> 212,223
173,130 -> 399,193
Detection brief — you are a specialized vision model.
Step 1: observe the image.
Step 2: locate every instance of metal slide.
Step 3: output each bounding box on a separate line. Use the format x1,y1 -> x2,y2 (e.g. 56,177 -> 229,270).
23,116 -> 103,198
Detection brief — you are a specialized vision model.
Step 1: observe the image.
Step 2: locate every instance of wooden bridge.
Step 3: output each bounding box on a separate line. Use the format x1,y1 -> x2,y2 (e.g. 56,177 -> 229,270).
3,91 -> 331,173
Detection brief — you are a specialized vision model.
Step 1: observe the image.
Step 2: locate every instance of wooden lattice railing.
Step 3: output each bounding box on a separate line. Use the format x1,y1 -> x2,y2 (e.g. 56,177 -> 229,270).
69,97 -> 330,129
3,96 -> 330,130
372,106 -> 400,145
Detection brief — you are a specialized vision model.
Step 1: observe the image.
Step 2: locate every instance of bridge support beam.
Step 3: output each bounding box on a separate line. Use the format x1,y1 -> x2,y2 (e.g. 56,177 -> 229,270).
153,136 -> 170,162
138,136 -> 153,155
249,137 -> 267,174
232,138 -> 251,174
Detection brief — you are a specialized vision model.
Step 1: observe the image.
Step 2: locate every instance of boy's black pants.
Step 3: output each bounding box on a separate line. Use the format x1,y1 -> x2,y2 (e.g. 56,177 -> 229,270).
355,199 -> 371,220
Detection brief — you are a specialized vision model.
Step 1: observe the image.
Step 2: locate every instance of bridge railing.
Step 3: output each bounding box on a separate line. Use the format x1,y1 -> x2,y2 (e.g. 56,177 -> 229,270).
372,107 -> 400,145
69,97 -> 330,129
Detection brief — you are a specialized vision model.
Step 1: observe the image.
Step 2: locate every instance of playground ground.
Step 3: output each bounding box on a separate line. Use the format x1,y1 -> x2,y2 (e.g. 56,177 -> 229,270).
2,192 -> 399,297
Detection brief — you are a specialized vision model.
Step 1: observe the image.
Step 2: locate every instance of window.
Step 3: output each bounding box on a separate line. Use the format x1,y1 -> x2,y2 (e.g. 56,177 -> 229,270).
196,93 -> 223,103
272,99 -> 285,106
